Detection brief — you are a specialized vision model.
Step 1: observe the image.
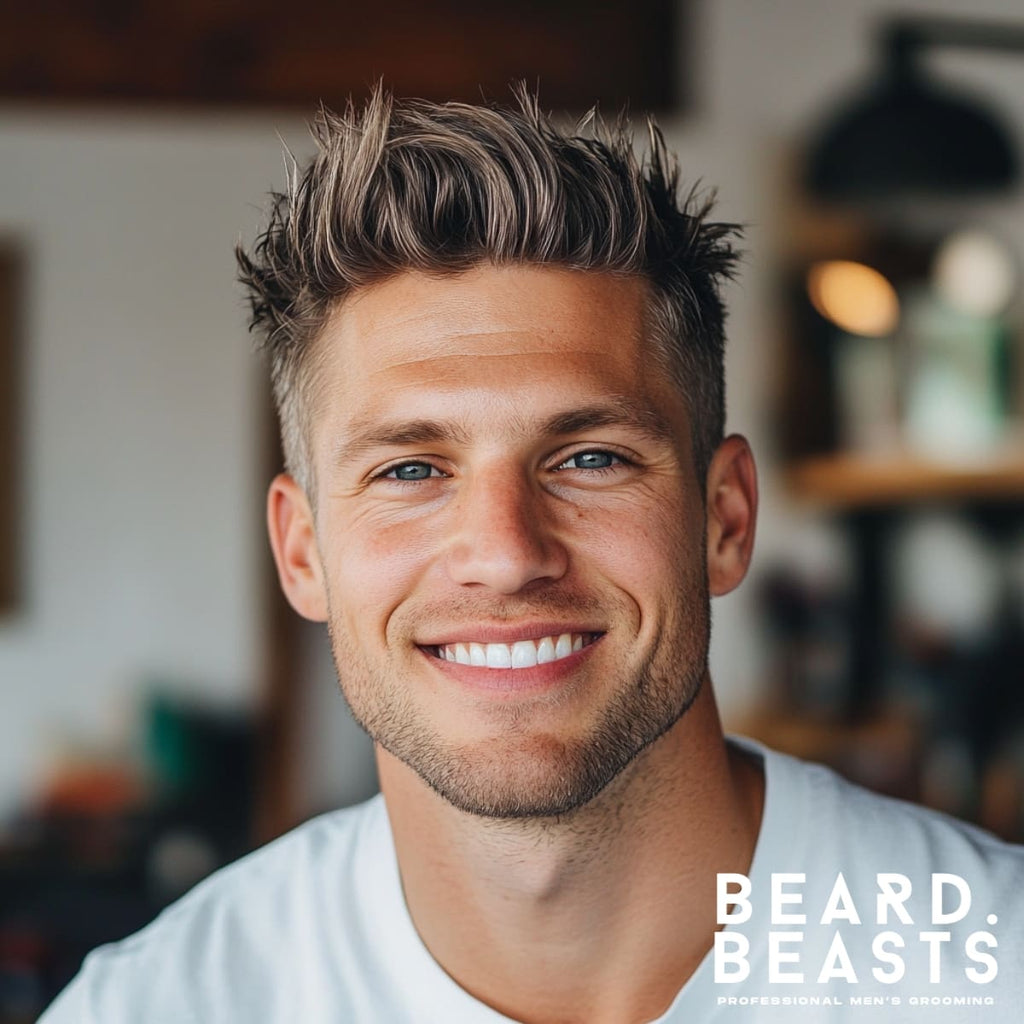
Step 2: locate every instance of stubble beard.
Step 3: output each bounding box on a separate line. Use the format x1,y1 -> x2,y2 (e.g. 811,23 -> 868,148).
326,583 -> 710,821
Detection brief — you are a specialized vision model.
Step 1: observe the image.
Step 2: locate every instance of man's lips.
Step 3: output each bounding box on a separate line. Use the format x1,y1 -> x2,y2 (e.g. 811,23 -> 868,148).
416,624 -> 604,670
426,632 -> 601,670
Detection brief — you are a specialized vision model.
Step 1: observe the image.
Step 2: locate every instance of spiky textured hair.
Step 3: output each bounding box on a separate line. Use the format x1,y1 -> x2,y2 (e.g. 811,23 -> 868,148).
237,85 -> 741,493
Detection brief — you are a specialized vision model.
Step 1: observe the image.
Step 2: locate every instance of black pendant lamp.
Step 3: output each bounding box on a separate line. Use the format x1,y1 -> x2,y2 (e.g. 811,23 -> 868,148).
806,17 -> 1024,202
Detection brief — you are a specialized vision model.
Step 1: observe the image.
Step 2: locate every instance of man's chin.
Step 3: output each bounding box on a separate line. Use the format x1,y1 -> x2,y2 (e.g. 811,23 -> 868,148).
347,639 -> 708,820
385,731 -> 640,821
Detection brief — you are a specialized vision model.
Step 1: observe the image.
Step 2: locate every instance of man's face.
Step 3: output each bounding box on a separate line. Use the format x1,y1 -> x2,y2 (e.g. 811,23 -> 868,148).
286,265 -> 718,818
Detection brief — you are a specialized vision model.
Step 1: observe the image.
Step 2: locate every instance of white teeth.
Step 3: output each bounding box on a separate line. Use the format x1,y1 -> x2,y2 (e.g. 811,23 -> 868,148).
511,640 -> 538,669
536,636 -> 556,664
485,644 -> 512,669
437,633 -> 594,669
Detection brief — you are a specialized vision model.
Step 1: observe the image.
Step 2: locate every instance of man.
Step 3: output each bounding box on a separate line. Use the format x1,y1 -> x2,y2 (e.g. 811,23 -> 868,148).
42,89 -> 1023,1023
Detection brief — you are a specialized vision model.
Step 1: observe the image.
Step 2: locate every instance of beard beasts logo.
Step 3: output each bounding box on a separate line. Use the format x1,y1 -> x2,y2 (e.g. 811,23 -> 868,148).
714,872 -> 998,987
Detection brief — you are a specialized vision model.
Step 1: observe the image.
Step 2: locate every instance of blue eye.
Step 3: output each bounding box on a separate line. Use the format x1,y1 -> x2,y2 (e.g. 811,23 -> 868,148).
559,451 -> 619,470
385,462 -> 438,481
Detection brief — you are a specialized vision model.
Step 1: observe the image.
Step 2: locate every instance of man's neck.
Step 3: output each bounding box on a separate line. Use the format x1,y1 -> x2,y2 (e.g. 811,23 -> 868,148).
377,684 -> 765,1024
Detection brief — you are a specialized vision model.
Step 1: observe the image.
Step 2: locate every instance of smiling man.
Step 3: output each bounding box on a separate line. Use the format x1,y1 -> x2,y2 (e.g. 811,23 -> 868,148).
41,89 -> 1024,1023
276,265 -> 748,832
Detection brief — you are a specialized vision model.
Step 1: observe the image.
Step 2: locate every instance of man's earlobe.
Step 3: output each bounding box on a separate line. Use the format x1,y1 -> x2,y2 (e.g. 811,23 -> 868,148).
267,473 -> 329,622
705,435 -> 758,598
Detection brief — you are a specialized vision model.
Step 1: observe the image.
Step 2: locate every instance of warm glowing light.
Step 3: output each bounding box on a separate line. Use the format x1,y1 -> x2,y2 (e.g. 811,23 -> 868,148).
807,260 -> 900,337
934,230 -> 1016,318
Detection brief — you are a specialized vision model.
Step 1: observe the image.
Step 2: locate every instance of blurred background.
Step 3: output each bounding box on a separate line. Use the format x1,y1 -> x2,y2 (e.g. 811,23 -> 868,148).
1,0 -> 1023,1019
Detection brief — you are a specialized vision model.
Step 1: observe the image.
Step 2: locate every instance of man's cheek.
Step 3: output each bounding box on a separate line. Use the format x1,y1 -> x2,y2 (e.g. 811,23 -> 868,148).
328,512 -> 433,579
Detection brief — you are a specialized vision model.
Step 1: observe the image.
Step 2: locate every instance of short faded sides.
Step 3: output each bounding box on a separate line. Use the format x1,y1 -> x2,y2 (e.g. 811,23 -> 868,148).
237,85 -> 741,494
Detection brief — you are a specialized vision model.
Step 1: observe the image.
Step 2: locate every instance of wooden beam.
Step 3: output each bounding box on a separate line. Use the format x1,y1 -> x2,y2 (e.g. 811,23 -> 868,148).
0,1 -> 682,113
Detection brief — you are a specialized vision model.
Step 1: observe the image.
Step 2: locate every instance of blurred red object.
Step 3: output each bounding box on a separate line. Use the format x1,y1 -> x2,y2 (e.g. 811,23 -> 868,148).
37,764 -> 147,818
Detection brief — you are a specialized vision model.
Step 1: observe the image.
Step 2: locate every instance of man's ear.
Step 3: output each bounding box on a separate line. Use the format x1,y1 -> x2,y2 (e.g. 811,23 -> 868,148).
267,473 -> 328,622
704,435 -> 758,598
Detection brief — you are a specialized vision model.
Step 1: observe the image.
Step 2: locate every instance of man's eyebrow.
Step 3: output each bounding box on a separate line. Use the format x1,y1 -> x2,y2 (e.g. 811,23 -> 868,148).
539,402 -> 676,443
332,420 -> 473,467
331,400 -> 676,467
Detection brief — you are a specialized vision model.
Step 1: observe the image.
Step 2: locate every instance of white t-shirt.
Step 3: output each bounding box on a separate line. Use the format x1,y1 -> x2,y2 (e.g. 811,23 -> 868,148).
40,740 -> 1024,1022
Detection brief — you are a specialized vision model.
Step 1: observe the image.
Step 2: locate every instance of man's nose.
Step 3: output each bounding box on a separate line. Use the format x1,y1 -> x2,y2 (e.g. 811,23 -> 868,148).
445,469 -> 569,594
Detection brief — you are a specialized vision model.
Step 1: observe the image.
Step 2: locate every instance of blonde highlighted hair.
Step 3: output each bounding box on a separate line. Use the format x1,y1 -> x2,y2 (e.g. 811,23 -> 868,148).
237,86 -> 741,493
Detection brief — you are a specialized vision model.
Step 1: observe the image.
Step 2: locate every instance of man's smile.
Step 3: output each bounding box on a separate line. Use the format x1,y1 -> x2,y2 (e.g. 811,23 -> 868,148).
429,632 -> 602,669
414,622 -> 608,695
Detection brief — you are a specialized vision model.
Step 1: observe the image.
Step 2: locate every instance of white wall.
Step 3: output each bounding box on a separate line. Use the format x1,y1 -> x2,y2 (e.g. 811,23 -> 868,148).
0,111 -> 310,814
2,0 -> 1023,817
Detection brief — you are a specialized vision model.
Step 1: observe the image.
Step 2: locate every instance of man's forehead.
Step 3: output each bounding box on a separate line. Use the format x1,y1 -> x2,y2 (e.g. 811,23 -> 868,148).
303,264 -> 690,459
320,264 -> 651,371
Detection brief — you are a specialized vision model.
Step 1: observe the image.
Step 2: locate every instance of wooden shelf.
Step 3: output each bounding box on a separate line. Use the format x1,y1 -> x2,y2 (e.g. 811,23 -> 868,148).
786,452 -> 1024,509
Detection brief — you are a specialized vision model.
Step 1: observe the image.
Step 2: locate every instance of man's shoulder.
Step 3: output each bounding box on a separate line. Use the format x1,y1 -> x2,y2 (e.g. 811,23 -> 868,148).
144,792 -> 386,936
770,742 -> 1021,859
708,741 -> 1024,1017
744,737 -> 1024,926
39,795 -> 389,1024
